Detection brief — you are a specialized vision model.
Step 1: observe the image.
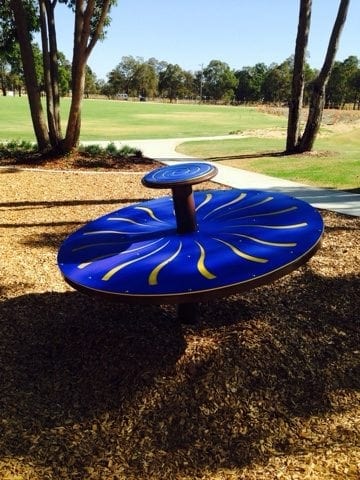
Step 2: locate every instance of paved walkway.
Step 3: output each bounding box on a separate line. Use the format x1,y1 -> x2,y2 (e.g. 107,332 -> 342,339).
90,136 -> 360,217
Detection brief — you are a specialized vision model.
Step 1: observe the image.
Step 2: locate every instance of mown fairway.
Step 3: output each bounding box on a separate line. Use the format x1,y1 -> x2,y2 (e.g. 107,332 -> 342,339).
0,96 -> 286,141
1,96 -> 359,190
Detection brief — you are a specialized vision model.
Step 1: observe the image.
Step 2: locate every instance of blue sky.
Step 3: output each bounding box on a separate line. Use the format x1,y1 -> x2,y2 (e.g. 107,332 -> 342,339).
54,0 -> 360,80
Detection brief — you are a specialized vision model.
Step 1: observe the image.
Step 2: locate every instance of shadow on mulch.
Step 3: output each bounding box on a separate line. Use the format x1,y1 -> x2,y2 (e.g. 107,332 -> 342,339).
0,292 -> 184,420
0,197 -> 151,211
0,268 -> 359,478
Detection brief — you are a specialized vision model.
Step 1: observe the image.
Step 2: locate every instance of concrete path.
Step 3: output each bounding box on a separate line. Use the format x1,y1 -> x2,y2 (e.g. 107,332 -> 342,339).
90,136 -> 360,217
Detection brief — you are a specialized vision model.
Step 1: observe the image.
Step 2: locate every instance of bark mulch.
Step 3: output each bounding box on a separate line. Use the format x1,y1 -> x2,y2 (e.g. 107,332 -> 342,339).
0,161 -> 359,479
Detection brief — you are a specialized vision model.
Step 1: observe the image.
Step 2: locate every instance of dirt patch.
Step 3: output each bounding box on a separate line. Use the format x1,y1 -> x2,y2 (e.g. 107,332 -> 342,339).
257,106 -> 360,136
0,167 -> 359,479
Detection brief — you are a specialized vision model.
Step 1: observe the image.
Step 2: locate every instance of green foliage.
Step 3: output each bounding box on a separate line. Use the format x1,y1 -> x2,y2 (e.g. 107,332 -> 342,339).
202,60 -> 238,102
105,141 -> 118,155
79,143 -> 103,156
0,139 -> 35,158
158,63 -> 187,101
79,142 -> 142,158
117,145 -> 142,157
326,56 -> 360,108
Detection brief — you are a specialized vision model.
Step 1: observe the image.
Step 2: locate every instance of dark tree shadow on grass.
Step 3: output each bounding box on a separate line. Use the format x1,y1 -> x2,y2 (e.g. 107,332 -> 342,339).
205,150 -> 286,161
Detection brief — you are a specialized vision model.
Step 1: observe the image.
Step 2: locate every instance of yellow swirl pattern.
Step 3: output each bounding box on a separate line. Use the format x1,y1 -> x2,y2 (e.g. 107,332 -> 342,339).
238,206 -> 298,219
230,233 -> 297,248
107,217 -> 153,226
214,238 -> 268,263
148,242 -> 182,285
134,206 -> 164,223
102,240 -> 170,281
195,193 -> 213,211
203,192 -> 247,219
77,239 -> 164,269
195,241 -> 216,279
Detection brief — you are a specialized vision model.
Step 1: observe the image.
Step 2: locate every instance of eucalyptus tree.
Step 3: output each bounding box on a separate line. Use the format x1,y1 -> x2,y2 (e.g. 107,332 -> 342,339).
9,0 -> 116,153
287,0 -> 351,153
326,56 -> 360,108
108,56 -> 158,98
339,55 -> 359,106
286,0 -> 312,152
262,60 -> 293,104
158,63 -> 187,102
235,63 -> 268,103
202,60 -> 238,103
132,60 -> 157,98
349,68 -> 360,109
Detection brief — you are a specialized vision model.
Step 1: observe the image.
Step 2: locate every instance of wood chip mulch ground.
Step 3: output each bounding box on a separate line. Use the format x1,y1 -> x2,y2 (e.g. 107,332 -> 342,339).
0,160 -> 359,480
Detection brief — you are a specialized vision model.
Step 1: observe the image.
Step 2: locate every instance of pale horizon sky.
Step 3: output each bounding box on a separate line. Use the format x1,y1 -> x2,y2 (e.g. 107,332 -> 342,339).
53,0 -> 360,80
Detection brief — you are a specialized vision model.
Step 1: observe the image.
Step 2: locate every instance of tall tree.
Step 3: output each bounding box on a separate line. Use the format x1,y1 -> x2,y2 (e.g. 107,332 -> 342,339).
287,0 -> 351,153
61,0 -> 115,152
235,63 -> 268,103
262,60 -> 293,104
159,63 -> 187,102
9,0 -> 116,153
202,60 -> 238,103
286,0 -> 312,153
298,0 -> 350,152
10,0 -> 50,150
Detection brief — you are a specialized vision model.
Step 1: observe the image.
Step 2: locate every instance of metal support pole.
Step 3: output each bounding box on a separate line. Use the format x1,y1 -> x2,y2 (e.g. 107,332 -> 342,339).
171,185 -> 197,234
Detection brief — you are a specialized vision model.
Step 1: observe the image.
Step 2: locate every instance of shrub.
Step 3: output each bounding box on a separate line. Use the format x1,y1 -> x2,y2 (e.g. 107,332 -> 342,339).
79,143 -> 143,158
105,142 -> 118,155
0,140 -> 36,158
79,144 -> 104,157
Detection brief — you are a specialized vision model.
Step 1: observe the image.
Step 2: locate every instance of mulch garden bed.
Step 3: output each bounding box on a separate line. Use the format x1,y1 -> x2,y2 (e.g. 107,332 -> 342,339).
0,151 -> 161,172
0,160 -> 359,479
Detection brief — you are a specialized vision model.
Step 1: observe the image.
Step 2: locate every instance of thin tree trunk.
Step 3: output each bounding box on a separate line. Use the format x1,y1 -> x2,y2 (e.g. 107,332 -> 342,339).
39,0 -> 62,149
10,0 -> 50,151
286,0 -> 312,153
298,0 -> 350,152
63,60 -> 86,151
62,0 -> 111,153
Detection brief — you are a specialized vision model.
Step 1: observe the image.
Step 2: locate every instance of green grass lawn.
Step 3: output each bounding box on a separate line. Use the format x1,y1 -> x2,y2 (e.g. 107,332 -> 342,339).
1,96 -> 359,191
177,132 -> 360,191
0,96 -> 286,141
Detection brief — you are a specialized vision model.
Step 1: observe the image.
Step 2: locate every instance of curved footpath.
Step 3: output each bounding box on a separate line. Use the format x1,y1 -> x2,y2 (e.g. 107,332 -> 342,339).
89,136 -> 360,218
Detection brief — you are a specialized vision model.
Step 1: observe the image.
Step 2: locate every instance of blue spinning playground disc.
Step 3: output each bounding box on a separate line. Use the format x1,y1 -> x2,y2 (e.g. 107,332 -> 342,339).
57,189 -> 324,303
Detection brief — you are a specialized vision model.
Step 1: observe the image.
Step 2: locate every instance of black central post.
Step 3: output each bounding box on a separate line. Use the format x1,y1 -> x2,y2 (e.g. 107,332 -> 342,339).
171,184 -> 197,234
141,163 -> 218,325
171,185 -> 199,323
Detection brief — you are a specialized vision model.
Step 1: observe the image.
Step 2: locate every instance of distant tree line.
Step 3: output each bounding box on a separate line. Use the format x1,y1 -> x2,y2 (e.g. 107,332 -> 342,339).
2,46 -> 360,109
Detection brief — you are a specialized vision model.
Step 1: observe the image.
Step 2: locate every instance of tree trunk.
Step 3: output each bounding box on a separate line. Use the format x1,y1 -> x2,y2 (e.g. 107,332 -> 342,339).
297,0 -> 350,153
39,0 -> 62,149
62,0 -> 112,153
286,0 -> 312,153
10,0 -> 50,151
296,80 -> 326,151
62,59 -> 87,152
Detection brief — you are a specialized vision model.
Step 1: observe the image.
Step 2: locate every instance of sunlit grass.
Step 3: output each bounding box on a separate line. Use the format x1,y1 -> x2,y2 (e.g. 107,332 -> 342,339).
0,96 -> 286,141
1,96 -> 359,190
177,132 -> 360,191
